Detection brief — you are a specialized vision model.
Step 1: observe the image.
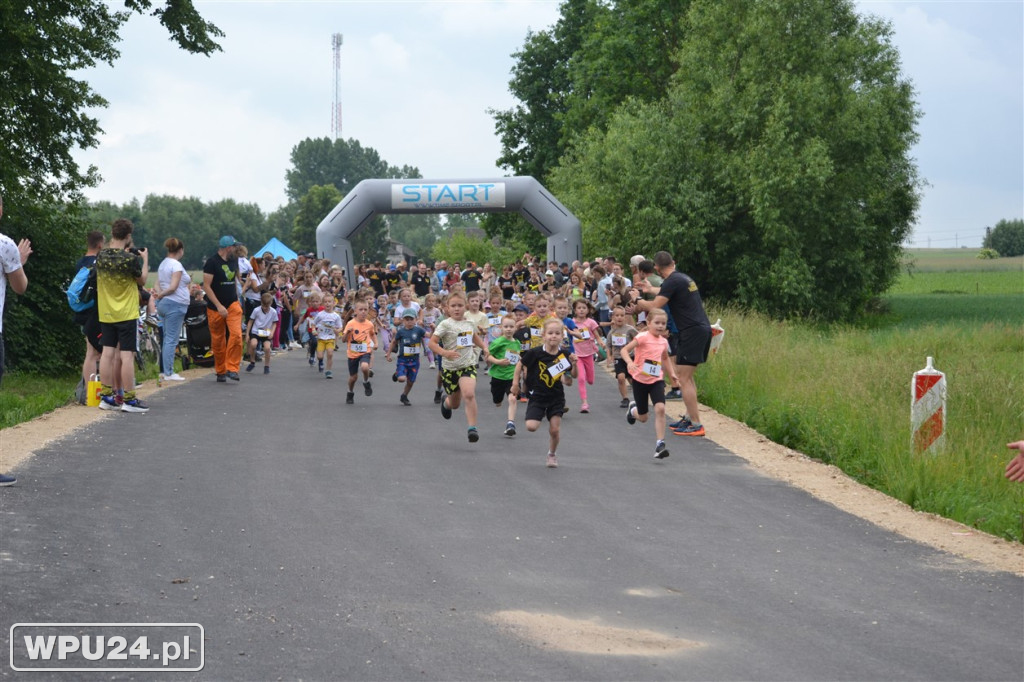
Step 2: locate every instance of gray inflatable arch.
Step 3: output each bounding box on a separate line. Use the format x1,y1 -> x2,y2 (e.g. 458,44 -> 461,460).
315,177 -> 582,290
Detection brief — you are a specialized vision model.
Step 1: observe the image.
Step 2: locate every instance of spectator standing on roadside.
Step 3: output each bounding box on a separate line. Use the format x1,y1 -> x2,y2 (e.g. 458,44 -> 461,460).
96,219 -> 149,413
152,237 -> 190,382
0,192 -> 32,485
633,251 -> 711,437
74,230 -> 104,403
410,261 -> 433,303
202,235 -> 243,382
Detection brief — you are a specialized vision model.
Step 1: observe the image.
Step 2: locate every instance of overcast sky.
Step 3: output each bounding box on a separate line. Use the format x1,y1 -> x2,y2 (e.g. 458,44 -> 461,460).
73,0 -> 1022,249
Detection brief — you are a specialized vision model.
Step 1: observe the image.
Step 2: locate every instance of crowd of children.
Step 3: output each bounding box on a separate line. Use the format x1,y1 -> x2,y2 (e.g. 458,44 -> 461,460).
240,273 -> 698,467
186,250 -> 703,468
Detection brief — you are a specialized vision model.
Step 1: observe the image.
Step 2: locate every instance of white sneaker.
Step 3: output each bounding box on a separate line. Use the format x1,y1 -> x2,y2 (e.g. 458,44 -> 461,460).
428,361 -> 436,369
163,373 -> 185,382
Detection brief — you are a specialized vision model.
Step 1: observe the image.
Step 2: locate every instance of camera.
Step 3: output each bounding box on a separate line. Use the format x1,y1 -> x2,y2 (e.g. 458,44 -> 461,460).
127,246 -> 142,255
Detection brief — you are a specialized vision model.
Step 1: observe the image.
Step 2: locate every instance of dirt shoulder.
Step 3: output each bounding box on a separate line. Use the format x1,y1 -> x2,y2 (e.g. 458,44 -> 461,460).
2,367 -> 1021,575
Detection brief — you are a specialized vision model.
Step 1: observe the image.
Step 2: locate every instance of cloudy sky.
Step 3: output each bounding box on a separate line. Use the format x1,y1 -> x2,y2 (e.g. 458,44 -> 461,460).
73,0 -> 1022,249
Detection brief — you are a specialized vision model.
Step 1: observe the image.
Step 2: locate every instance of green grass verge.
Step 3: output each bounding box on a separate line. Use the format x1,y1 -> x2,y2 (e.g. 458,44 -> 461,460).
0,371 -> 80,429
700,303 -> 1024,542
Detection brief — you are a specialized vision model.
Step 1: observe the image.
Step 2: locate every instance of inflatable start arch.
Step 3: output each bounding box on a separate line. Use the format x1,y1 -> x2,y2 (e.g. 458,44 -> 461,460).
315,177 -> 582,290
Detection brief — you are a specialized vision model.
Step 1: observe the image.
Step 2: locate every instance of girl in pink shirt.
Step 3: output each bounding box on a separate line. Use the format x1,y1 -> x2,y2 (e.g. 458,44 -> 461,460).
569,298 -> 600,412
622,309 -> 678,460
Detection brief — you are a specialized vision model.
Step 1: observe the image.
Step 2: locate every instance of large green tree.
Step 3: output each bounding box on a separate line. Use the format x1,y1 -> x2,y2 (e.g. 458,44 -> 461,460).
983,219 -> 1024,258
283,137 -> 422,262
552,0 -> 921,320
0,0 -> 223,374
487,0 -> 688,251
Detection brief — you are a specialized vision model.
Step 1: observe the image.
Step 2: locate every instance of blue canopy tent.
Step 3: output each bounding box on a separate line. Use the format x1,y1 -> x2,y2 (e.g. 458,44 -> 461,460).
253,237 -> 298,262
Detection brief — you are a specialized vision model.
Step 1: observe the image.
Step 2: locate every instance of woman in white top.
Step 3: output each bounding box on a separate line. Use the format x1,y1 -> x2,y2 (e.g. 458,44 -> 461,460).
152,237 -> 191,381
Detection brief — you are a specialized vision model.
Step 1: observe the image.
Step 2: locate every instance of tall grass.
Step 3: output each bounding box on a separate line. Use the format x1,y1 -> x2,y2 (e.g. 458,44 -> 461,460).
700,296 -> 1024,541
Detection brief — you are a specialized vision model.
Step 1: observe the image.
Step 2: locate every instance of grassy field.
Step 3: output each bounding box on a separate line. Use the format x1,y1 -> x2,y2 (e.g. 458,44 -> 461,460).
701,249 -> 1024,541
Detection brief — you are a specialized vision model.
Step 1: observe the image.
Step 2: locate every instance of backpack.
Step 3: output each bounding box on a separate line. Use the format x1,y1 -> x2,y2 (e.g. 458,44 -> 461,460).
67,265 -> 97,312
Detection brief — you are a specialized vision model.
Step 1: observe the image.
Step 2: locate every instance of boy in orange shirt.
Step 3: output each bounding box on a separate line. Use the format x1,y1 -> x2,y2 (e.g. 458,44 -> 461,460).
342,301 -> 377,404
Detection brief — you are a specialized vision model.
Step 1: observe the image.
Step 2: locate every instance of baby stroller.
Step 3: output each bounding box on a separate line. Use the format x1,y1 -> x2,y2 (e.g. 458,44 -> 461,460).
180,301 -> 215,369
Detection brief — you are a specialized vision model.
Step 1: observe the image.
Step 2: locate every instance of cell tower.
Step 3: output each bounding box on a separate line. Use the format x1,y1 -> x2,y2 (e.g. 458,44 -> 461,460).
331,33 -> 343,139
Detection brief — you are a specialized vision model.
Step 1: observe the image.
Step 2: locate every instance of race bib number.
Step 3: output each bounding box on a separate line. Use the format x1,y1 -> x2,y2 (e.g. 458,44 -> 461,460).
579,329 -> 591,340
302,291 -> 310,298
456,331 -> 474,348
349,342 -> 368,353
642,360 -> 662,378
255,328 -> 270,338
504,351 -> 520,365
403,344 -> 421,356
611,335 -> 627,347
548,354 -> 571,380
530,327 -> 542,338
488,315 -> 501,329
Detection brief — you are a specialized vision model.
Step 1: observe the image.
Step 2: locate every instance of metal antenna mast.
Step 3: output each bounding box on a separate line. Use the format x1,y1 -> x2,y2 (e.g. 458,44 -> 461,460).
331,33 -> 343,139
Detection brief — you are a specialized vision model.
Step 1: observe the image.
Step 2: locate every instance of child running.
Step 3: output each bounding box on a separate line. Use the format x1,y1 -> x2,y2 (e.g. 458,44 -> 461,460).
486,315 -> 522,437
569,298 -> 600,413
244,292 -> 279,375
301,292 -> 324,369
427,291 -> 490,443
422,293 -> 443,372
605,305 -> 639,408
622,309 -> 678,459
342,300 -> 377,404
312,294 -> 343,379
386,309 -> 427,405
512,318 -> 577,468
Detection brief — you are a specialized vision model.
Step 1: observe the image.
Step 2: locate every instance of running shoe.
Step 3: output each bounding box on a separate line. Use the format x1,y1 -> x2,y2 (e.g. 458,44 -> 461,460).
504,421 -> 516,437
434,390 -> 443,404
428,361 -> 435,369
626,401 -> 637,425
440,398 -> 452,420
99,395 -> 121,411
669,415 -> 692,430
318,360 -> 324,373
216,374 -> 227,383
400,394 -> 411,406
0,473 -> 16,486
226,371 -> 240,381
346,392 -> 354,404
580,403 -> 589,413
309,357 -> 315,366
246,362 -> 256,372
672,423 -> 706,437
121,397 -> 150,413
369,370 -> 375,378
264,366 -> 270,375
619,398 -> 630,408
325,370 -> 333,379
546,454 -> 558,468
665,388 -> 682,400
468,427 -> 479,443
654,441 -> 670,459
364,381 -> 373,396
163,373 -> 185,382
392,372 -> 398,382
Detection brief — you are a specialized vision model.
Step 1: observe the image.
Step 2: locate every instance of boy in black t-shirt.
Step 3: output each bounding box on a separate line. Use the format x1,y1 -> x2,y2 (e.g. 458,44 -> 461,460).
511,318 -> 577,468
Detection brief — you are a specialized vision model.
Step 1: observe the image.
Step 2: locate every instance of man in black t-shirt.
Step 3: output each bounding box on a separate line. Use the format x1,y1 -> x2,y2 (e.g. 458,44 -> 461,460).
633,250 -> 711,437
410,262 -> 432,301
461,262 -> 482,293
384,265 -> 402,293
202,235 -> 243,381
366,263 -> 385,297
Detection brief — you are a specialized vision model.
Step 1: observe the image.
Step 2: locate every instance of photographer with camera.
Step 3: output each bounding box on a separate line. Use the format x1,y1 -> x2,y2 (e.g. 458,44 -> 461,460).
95,218 -> 150,413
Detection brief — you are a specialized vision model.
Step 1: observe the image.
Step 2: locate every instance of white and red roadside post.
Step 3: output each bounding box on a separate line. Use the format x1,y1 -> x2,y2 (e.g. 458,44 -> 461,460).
912,356 -> 946,455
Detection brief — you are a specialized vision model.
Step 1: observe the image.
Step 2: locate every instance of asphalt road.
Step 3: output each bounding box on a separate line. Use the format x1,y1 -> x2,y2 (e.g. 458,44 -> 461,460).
2,348 -> 1022,681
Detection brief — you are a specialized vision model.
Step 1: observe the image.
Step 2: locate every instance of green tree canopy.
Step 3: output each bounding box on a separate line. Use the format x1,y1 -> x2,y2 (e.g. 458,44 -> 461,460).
551,0 -> 921,320
983,219 -> 1024,258
0,0 -> 223,375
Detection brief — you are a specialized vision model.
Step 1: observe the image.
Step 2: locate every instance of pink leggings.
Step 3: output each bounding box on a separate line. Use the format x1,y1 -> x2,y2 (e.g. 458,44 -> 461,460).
576,354 -> 595,402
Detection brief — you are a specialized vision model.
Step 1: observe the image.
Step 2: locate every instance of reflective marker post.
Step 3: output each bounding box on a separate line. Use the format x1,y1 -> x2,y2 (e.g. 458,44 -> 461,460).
912,356 -> 946,455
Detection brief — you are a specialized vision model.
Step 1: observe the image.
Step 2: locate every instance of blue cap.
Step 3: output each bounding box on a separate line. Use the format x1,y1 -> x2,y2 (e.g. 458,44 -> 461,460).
514,304 -> 530,313
219,235 -> 238,248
